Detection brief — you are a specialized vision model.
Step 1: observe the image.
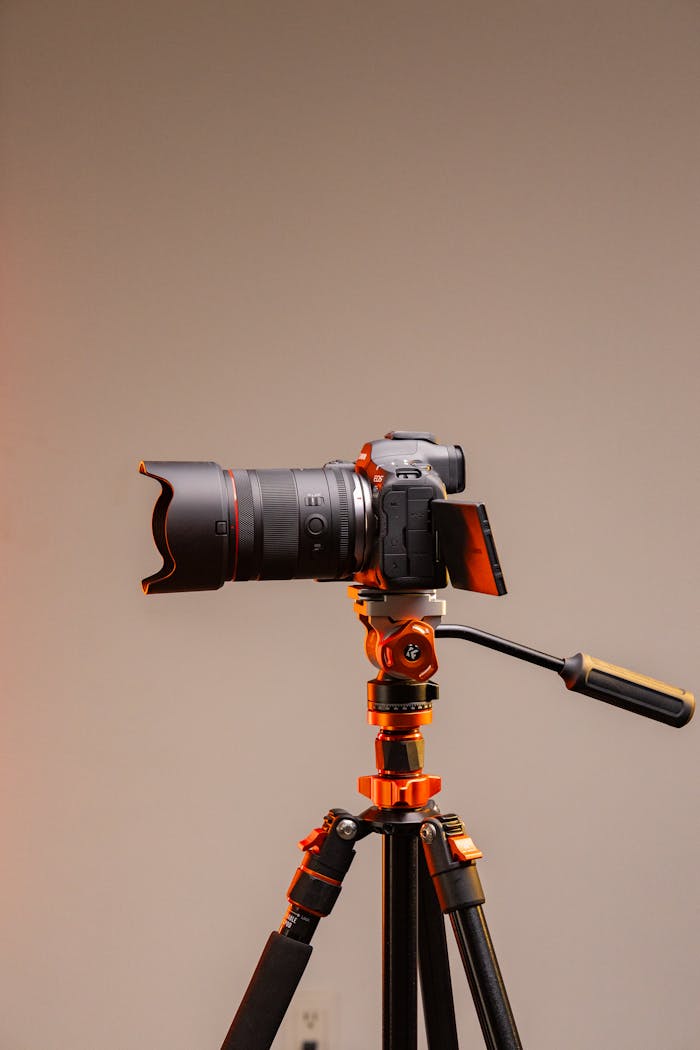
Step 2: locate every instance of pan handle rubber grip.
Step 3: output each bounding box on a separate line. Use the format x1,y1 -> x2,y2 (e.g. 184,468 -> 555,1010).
559,652 -> 695,728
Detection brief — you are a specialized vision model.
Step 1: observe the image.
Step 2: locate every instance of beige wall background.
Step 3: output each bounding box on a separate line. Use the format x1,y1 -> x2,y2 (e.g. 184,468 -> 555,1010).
1,3 -> 698,1048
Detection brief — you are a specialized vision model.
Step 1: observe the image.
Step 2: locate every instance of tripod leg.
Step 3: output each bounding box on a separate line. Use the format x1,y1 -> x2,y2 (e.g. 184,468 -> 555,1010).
383,832 -> 418,1050
420,815 -> 523,1050
220,810 -> 362,1050
417,847 -> 460,1050
220,932 -> 312,1050
449,905 -> 521,1050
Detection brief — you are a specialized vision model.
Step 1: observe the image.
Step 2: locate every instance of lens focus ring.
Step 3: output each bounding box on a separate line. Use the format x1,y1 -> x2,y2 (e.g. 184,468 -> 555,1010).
231,469 -> 255,580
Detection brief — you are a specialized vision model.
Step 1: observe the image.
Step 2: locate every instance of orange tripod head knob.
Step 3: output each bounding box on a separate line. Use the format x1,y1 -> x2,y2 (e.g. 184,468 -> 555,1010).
378,620 -> 438,682
352,587 -> 445,684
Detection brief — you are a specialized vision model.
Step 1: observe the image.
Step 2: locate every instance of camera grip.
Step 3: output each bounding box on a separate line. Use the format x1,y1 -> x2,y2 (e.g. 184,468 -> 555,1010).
559,652 -> 695,728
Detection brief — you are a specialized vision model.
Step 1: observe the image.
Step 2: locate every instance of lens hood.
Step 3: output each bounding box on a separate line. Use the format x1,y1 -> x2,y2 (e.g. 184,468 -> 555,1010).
139,461 -> 233,593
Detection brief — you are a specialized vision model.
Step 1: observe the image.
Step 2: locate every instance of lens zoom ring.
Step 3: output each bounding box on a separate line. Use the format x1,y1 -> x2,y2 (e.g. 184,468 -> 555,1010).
257,470 -> 299,578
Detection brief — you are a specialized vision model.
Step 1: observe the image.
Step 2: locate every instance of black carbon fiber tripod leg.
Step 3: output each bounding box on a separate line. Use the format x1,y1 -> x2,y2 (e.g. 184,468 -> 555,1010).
449,905 -> 522,1050
383,832 -> 418,1050
417,847 -> 460,1050
420,814 -> 523,1050
220,809 -> 364,1050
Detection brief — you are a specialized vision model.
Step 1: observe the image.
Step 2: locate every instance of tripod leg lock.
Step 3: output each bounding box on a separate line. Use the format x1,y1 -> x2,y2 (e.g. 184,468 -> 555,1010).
420,815 -> 486,913
287,809 -> 362,918
221,811 -> 365,1050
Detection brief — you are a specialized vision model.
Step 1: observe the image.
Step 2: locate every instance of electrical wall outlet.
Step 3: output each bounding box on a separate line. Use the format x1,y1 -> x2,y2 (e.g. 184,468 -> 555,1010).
284,988 -> 336,1050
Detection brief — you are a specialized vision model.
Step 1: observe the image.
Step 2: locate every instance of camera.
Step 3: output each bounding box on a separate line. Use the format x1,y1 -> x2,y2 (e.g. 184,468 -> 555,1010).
140,431 -> 505,596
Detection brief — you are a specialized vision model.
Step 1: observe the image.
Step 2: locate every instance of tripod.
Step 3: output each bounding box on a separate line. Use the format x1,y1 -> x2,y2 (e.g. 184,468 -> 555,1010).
219,588 -> 694,1050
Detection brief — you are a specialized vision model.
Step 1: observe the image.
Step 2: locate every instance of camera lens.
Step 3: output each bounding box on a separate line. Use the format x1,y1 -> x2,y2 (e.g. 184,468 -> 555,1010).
140,461 -> 373,593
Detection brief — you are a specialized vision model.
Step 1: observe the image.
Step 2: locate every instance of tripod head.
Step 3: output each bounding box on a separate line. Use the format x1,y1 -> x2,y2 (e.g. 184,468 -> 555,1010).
352,585 -> 695,728
351,584 -> 694,814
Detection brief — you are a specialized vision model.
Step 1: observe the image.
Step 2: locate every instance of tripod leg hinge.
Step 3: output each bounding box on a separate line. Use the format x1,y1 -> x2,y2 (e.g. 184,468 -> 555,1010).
287,810 -> 361,918
297,810 -> 362,873
420,816 -> 486,913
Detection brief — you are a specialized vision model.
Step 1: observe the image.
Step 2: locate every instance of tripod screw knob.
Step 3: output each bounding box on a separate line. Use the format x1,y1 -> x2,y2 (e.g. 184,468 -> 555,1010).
336,818 -> 358,841
380,620 -> 438,681
420,823 -> 436,844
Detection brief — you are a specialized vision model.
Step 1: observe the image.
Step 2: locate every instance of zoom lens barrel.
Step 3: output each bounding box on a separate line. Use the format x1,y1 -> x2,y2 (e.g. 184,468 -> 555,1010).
140,461 -> 373,594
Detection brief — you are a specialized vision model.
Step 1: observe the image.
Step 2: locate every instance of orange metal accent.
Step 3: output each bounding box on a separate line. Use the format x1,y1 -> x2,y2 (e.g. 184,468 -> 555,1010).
361,616 -> 381,668
368,707 -> 433,728
361,673 -> 440,806
295,864 -> 342,888
360,617 -> 439,682
353,448 -> 390,589
282,901 -> 325,920
358,773 -> 442,808
353,564 -> 387,591
448,833 -> 484,863
297,827 -> 328,854
379,620 -> 438,681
